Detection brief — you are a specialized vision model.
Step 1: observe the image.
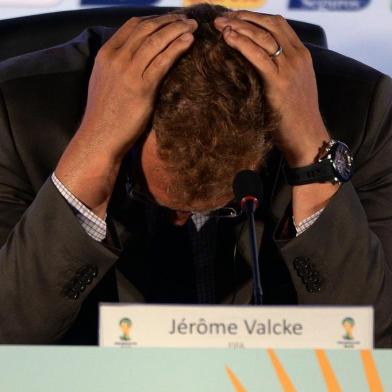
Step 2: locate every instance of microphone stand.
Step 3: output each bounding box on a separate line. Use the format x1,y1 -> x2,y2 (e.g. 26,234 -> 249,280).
242,197 -> 263,305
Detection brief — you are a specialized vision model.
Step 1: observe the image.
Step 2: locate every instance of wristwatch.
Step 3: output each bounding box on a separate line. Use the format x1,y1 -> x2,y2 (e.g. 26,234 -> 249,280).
284,139 -> 354,186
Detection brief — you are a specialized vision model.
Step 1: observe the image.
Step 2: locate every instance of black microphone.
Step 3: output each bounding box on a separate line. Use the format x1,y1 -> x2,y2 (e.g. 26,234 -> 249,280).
233,170 -> 263,305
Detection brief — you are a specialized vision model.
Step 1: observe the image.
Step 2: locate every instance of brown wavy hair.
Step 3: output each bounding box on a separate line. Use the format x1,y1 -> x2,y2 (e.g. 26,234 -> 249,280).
152,3 -> 278,205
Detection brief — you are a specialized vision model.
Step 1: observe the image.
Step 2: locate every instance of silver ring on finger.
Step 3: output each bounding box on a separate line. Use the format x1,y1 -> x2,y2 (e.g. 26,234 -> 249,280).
271,46 -> 283,59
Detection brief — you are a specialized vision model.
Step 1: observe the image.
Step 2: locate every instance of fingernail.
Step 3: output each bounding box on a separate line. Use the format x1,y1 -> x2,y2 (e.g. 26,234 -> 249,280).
215,17 -> 229,24
180,33 -> 193,41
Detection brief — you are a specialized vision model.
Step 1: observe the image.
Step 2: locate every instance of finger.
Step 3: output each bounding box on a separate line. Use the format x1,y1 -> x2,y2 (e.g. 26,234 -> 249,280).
214,17 -> 279,56
131,19 -> 198,72
120,14 -> 192,56
226,11 -> 302,54
102,15 -> 161,51
221,27 -> 279,79
104,13 -> 188,55
143,33 -> 195,88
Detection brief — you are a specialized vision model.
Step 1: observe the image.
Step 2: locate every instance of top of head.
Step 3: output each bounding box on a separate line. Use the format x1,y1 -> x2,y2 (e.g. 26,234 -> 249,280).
149,4 -> 277,206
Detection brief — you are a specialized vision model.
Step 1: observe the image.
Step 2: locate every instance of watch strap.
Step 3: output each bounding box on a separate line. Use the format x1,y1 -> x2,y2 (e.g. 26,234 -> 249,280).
284,158 -> 337,186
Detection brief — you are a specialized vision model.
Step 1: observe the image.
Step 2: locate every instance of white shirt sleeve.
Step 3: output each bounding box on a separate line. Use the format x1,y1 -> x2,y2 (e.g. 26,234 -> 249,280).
51,173 -> 107,242
293,208 -> 325,236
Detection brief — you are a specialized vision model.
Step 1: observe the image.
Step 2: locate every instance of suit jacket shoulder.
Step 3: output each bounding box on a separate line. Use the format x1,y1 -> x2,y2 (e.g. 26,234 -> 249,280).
0,26 -> 114,83
308,44 -> 392,159
0,27 -> 116,191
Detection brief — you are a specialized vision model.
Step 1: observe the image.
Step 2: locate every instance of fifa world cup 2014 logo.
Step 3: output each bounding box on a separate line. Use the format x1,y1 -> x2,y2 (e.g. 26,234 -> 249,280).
342,317 -> 355,340
119,318 -> 132,341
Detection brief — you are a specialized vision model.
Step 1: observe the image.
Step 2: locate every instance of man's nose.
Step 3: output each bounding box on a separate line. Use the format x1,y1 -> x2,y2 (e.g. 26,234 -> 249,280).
170,211 -> 193,226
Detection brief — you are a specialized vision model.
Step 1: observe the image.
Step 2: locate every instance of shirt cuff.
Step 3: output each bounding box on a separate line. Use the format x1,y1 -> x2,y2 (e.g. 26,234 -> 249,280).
51,173 -> 107,242
293,208 -> 325,237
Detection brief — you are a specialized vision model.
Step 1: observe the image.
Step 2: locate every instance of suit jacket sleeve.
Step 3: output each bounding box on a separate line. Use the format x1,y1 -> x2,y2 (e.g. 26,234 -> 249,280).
0,87 -> 119,344
275,74 -> 392,348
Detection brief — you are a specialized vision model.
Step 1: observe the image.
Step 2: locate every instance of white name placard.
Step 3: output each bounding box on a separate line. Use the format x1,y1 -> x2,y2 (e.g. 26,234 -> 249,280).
99,304 -> 373,349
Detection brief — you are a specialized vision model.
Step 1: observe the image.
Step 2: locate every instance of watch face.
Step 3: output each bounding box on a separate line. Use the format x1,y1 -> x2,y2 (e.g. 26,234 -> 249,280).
332,142 -> 353,182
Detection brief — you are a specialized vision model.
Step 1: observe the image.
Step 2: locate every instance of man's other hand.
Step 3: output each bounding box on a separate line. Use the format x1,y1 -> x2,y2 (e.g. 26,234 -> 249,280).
82,14 -> 197,159
214,12 -> 329,168
55,15 -> 197,218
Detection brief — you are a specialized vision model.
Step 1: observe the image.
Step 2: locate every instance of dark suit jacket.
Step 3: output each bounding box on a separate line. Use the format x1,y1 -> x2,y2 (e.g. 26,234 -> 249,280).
0,27 -> 391,347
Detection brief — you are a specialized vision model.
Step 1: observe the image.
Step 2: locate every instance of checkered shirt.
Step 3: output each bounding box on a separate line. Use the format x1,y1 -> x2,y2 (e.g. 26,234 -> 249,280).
293,209 -> 324,236
52,173 -> 107,241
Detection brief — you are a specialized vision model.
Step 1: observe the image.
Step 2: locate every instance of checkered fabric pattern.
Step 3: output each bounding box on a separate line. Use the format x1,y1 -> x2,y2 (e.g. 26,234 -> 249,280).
293,209 -> 324,236
51,173 -> 107,241
191,213 -> 210,233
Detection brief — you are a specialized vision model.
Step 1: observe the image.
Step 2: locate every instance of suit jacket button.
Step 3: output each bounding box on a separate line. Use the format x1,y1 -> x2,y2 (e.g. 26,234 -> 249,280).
306,282 -> 321,292
90,265 -> 98,277
64,287 -> 80,300
294,257 -> 306,270
298,269 -> 305,278
81,273 -> 93,285
306,283 -> 315,292
308,272 -> 320,283
297,264 -> 312,278
71,291 -> 80,300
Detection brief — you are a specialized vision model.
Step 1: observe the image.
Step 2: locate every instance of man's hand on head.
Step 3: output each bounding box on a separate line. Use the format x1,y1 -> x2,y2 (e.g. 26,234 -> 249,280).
214,12 -> 339,225
55,14 -> 197,218
81,13 -> 197,160
214,12 -> 330,168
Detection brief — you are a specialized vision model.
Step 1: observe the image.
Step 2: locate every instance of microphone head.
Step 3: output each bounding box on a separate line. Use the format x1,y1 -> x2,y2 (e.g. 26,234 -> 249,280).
233,170 -> 263,203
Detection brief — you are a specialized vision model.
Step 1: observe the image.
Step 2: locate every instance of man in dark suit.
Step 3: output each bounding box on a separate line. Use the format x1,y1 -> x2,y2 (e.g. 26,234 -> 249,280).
0,4 -> 391,346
